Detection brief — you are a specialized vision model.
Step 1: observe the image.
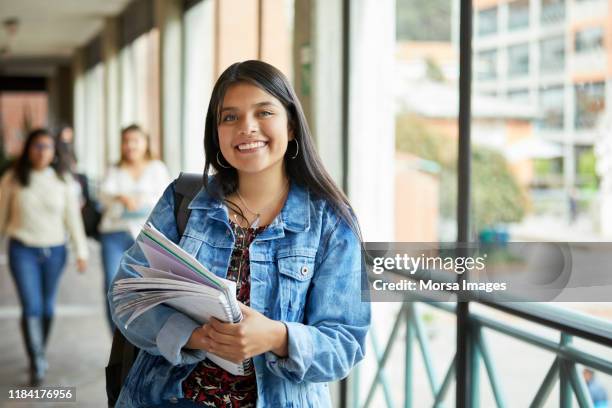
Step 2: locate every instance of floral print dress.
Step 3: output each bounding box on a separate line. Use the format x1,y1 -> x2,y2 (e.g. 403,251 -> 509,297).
182,220 -> 265,407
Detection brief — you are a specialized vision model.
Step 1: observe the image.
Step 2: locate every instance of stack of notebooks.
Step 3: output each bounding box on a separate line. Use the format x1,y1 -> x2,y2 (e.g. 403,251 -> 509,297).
112,223 -> 249,375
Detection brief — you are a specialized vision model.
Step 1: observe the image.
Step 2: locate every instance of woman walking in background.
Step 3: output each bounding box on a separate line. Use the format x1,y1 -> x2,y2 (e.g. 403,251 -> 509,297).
0,128 -> 88,386
98,124 -> 170,330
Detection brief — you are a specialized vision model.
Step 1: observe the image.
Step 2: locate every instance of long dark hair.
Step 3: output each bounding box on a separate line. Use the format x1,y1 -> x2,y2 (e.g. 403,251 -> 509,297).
203,60 -> 360,238
13,128 -> 68,186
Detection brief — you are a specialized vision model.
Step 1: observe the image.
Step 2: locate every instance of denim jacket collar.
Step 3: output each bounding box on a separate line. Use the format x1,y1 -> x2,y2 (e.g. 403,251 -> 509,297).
188,177 -> 310,234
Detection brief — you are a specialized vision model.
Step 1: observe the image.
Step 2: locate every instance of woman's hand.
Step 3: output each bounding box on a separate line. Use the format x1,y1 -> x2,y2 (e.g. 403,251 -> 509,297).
185,303 -> 288,364
116,195 -> 139,212
76,258 -> 87,273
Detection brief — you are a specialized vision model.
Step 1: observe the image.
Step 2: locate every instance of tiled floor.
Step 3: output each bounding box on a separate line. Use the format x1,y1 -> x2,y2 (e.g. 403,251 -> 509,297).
0,240 -> 112,408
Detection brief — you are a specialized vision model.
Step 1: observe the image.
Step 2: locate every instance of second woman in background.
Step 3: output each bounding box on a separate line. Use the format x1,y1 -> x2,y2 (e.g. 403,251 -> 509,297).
0,128 -> 88,386
98,124 -> 170,330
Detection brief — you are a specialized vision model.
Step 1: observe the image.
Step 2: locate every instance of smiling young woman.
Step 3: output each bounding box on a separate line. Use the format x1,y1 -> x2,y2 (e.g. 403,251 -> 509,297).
108,60 -> 370,408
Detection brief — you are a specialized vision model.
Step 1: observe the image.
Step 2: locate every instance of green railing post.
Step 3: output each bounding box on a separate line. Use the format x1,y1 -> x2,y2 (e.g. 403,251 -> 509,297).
351,363 -> 360,408
405,304 -> 413,408
411,303 -> 440,394
363,304 -> 406,408
433,355 -> 457,407
351,297 -> 612,408
530,359 -> 560,408
567,363 -> 594,408
560,334 -> 573,408
470,322 -> 481,408
476,328 -> 506,408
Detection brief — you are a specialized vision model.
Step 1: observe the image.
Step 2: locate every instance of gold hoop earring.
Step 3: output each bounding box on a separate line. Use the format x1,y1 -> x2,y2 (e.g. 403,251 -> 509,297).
289,139 -> 299,160
216,151 -> 231,169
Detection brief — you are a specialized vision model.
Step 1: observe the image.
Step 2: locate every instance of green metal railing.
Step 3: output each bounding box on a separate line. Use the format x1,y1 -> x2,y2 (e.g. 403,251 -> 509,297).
347,300 -> 612,408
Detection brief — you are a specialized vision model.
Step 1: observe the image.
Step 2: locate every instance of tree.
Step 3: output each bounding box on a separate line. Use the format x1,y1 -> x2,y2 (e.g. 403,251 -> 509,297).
396,0 -> 452,42
396,114 -> 527,232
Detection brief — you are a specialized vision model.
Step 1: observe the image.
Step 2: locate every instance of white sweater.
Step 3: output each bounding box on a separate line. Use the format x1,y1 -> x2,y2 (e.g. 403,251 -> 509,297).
98,160 -> 170,238
0,168 -> 89,259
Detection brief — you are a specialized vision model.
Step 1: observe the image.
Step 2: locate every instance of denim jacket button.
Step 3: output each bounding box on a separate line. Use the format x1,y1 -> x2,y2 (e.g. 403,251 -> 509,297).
301,266 -> 309,276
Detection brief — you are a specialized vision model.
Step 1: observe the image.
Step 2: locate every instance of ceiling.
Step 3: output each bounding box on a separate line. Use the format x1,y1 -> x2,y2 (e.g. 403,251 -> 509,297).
0,0 -> 132,71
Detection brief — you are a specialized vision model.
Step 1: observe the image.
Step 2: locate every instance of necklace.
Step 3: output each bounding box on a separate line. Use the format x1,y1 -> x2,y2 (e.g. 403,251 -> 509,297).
234,180 -> 289,228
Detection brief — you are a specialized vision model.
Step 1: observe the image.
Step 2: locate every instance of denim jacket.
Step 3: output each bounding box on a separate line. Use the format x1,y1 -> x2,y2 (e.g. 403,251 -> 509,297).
108,178 -> 371,407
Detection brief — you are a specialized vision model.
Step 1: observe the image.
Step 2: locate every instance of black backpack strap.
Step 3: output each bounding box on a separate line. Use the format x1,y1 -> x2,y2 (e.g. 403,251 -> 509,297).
173,172 -> 204,237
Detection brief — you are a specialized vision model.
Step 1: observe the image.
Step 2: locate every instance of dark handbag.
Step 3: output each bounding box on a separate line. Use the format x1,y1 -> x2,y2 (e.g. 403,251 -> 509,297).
105,173 -> 202,407
81,199 -> 102,239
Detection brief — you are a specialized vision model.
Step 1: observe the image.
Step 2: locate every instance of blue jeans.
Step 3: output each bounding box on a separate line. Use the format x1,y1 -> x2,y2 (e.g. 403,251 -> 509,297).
100,231 -> 135,329
8,239 -> 67,318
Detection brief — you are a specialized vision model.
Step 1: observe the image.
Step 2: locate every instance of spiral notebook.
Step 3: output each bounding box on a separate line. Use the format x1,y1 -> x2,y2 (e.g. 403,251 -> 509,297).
111,222 -> 250,376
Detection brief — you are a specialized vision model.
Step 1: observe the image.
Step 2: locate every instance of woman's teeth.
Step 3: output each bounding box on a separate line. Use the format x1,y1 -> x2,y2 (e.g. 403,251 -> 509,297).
237,141 -> 266,151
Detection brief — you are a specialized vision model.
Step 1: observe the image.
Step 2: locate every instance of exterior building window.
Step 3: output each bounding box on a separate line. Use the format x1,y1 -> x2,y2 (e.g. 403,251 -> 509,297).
478,7 -> 498,36
541,0 -> 565,24
508,0 -> 529,31
539,86 -> 564,130
508,43 -> 529,77
575,27 -> 604,54
540,36 -> 565,73
575,146 -> 598,188
575,82 -> 605,129
507,88 -> 530,102
477,49 -> 498,80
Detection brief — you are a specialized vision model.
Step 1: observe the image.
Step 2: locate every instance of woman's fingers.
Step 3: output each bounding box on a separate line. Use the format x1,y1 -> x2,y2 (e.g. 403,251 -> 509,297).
208,317 -> 242,335
204,325 -> 238,346
205,341 -> 248,363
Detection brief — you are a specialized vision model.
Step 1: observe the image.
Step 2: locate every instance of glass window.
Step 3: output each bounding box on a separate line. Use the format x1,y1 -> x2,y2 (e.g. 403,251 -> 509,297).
118,29 -> 161,157
0,92 -> 48,158
575,146 -> 598,188
394,2 -> 459,243
541,0 -> 565,24
575,81 -> 605,129
575,26 -> 604,53
476,49 -> 497,80
75,63 -> 105,179
507,88 -> 530,102
508,43 -> 529,77
82,63 -> 105,178
396,0 -> 452,41
539,36 -> 565,73
508,0 -> 529,31
478,7 -> 498,36
538,85 -> 564,130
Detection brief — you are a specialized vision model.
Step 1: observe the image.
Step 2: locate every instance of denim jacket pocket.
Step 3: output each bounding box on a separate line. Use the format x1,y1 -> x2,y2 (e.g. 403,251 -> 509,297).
178,235 -> 204,257
277,249 -> 316,322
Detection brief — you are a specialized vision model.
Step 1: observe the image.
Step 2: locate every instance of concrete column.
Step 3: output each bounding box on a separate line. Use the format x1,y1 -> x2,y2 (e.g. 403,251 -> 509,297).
293,0 -> 313,127
102,17 -> 121,166
71,49 -> 87,174
348,0 -> 396,241
155,0 -> 184,175
312,0 -> 344,184
182,0 -> 215,173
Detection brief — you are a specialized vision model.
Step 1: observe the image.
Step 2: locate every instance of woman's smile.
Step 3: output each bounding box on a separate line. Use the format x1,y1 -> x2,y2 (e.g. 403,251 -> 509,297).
235,140 -> 269,153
